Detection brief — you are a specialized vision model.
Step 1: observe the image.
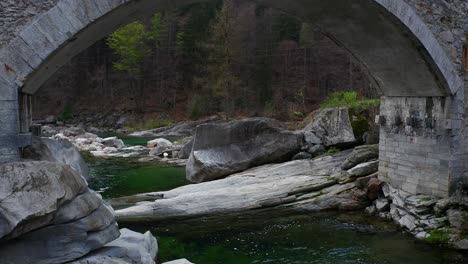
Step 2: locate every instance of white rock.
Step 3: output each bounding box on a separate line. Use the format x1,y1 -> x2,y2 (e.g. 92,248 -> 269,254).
163,259 -> 194,264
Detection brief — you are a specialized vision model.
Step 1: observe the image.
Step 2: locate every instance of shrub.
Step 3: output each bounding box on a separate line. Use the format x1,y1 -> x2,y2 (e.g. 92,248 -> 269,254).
424,230 -> 450,244
326,147 -> 340,154
320,91 -> 379,110
58,105 -> 73,122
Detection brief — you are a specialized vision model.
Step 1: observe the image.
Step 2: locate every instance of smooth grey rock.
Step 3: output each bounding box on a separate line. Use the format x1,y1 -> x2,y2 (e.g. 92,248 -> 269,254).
341,144 -> 378,170
376,198 -> 390,212
130,117 -> 221,139
0,161 -> 87,240
53,190 -> 103,224
292,152 -> 312,160
63,127 -> 86,137
177,137 -> 194,159
303,131 -> 322,146
70,228 -> 158,264
302,107 -> 356,147
186,118 -> 303,182
163,259 -> 194,264
347,160 -> 379,177
415,231 -> 430,240
23,136 -> 89,179
385,184 -> 411,212
453,239 -> 468,250
0,204 -> 119,264
148,138 -> 173,156
365,205 -> 378,215
102,137 -> 125,149
398,214 -> 418,231
447,209 -> 468,229
116,152 -> 350,222
306,144 -> 326,157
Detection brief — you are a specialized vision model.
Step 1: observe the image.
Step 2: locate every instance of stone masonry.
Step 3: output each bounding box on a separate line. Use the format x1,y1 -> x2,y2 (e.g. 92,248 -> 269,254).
0,0 -> 466,197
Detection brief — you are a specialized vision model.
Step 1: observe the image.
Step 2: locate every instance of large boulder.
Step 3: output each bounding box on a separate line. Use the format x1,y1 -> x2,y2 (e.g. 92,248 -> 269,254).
303,107 -> 356,147
0,162 -> 120,264
23,137 -> 90,179
0,162 -> 88,239
69,228 -> 158,264
186,118 -> 303,182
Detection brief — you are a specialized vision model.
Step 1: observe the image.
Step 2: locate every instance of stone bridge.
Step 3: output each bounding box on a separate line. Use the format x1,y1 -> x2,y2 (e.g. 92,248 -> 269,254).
0,0 -> 466,198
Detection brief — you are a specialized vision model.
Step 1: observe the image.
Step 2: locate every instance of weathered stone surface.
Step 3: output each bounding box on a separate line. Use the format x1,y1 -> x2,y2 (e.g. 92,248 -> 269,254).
148,138 -> 173,156
375,198 -> 390,212
163,259 -> 194,264
102,136 -> 125,149
0,161 -> 87,240
0,205 -> 119,264
177,137 -> 194,159
23,136 -> 89,179
116,151 -> 350,221
302,108 -> 356,147
447,209 -> 468,229
70,228 -> 158,264
341,144 -> 378,170
130,117 -> 222,138
306,144 -> 326,157
292,152 -> 312,160
347,160 -> 379,177
186,118 -> 303,182
63,126 -> 86,137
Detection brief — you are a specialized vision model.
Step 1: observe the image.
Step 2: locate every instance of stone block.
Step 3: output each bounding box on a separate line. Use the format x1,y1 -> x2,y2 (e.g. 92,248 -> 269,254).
35,6 -> 77,47
19,23 -> 56,60
57,0 -> 92,30
6,37 -> 43,69
106,0 -> 130,8
0,79 -> 17,101
82,0 -> 106,21
93,0 -> 112,14
0,154 -> 20,164
0,47 -> 33,83
18,133 -> 32,147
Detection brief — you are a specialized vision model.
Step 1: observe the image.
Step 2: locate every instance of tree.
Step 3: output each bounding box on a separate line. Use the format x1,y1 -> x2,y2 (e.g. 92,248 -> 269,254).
107,14 -> 164,111
192,0 -> 241,116
107,21 -> 150,77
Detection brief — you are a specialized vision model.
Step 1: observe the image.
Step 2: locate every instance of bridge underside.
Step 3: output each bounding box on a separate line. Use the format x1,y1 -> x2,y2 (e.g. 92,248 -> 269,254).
0,0 -> 465,197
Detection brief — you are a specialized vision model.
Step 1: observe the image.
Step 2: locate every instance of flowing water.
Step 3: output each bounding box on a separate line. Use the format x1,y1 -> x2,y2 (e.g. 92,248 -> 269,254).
86,137 -> 468,264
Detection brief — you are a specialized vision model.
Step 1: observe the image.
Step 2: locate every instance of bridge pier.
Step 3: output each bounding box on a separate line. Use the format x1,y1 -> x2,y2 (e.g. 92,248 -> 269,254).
378,95 -> 465,198
0,77 -> 20,163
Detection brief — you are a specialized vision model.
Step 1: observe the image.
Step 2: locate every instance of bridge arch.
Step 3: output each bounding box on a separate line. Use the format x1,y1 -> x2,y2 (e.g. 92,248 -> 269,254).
0,0 -> 465,197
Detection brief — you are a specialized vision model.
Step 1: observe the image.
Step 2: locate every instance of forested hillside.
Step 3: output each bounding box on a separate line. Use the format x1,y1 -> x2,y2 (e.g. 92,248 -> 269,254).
33,0 -> 377,124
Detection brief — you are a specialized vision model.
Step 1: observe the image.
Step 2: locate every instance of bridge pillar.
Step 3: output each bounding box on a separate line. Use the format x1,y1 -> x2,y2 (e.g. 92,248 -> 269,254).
378,94 -> 465,198
0,77 -> 20,163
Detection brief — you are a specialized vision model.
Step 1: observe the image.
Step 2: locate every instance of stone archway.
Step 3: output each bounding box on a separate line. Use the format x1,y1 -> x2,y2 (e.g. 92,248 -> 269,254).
0,0 -> 465,197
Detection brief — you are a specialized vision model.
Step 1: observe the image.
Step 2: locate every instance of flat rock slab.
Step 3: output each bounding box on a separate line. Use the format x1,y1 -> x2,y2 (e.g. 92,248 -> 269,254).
115,151 -> 351,222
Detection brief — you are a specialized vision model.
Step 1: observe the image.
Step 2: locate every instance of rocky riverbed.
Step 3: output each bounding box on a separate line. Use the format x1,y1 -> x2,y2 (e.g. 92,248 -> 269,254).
3,107 -> 468,264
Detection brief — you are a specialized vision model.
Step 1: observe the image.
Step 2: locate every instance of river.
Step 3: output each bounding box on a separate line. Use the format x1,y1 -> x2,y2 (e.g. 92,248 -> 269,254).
85,137 -> 468,264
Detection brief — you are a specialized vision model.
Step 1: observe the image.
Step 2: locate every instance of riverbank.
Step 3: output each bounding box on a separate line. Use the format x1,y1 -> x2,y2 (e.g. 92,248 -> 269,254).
14,111 -> 468,263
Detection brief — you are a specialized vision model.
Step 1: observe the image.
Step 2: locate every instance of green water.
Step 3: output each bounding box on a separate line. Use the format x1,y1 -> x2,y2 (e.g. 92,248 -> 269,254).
99,133 -> 155,146
86,149 -> 468,264
86,157 -> 187,199
124,212 -> 468,264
